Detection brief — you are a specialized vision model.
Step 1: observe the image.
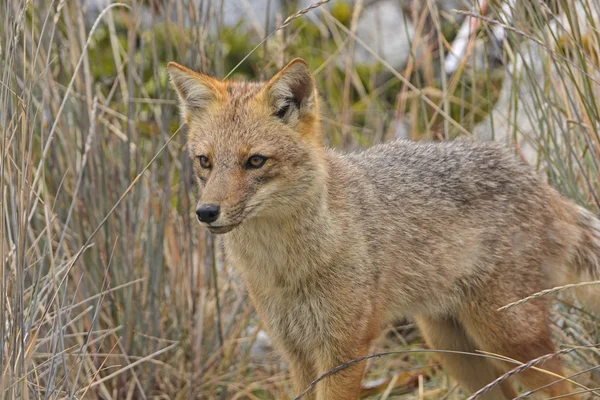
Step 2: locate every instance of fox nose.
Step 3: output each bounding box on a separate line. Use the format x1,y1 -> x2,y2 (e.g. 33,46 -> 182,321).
196,204 -> 220,224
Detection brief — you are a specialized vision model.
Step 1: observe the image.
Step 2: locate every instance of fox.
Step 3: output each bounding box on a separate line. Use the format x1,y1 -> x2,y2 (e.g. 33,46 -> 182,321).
167,58 -> 600,400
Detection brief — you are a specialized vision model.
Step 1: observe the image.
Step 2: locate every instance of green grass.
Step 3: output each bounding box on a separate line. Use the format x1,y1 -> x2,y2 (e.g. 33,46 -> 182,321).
0,0 -> 598,398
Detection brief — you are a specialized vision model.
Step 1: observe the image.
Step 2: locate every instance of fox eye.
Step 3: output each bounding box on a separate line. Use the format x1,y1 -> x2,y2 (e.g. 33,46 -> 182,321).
246,155 -> 268,169
197,155 -> 211,169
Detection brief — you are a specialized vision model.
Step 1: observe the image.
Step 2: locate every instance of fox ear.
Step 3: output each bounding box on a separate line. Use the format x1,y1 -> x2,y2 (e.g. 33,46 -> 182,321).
266,58 -> 316,123
167,62 -> 223,120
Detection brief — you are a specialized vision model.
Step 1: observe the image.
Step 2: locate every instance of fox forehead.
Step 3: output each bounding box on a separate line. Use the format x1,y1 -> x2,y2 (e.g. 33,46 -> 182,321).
188,124 -> 293,158
191,79 -> 270,122
186,81 -> 264,135
170,58 -> 322,158
186,85 -> 292,158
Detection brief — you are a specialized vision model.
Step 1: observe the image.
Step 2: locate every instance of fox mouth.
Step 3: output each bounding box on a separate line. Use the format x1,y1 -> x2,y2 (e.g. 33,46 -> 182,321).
206,224 -> 239,234
203,203 -> 260,234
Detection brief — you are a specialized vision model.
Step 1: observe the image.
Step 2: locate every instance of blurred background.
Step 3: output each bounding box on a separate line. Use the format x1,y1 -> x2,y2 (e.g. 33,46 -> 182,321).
1,0 -> 599,398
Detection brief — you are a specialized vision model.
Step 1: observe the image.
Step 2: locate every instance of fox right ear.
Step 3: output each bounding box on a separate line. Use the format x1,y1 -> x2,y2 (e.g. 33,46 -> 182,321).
266,58 -> 316,124
167,62 -> 224,120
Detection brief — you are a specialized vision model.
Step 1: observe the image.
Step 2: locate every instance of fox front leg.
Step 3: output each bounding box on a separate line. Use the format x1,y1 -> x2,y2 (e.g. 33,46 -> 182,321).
313,339 -> 372,400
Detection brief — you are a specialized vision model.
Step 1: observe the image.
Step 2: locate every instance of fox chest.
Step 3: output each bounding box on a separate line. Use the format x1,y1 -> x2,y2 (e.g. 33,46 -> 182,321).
224,237 -> 336,350
253,287 -> 332,354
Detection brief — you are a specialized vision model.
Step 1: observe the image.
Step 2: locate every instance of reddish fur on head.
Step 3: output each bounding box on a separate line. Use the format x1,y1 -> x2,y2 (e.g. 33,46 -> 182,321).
167,59 -> 325,233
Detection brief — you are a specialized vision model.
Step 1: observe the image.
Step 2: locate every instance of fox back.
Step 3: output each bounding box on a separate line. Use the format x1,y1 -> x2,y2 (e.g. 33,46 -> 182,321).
169,59 -> 599,400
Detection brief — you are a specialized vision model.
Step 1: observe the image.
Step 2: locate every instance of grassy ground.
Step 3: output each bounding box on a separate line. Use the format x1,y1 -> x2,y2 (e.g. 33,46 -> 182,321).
1,0 -> 599,398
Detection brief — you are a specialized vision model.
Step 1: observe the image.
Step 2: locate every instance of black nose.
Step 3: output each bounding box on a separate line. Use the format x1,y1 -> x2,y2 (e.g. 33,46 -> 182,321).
196,204 -> 220,223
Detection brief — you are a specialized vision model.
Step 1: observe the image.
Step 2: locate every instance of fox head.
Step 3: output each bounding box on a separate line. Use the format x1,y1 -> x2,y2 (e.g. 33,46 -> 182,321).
168,59 -> 325,234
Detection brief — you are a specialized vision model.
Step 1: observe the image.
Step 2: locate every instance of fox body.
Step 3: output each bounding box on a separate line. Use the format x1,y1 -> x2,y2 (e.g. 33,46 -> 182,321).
168,59 -> 600,399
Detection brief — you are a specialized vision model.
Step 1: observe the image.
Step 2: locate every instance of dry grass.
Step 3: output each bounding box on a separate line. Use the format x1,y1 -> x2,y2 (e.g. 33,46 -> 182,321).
0,0 -> 598,398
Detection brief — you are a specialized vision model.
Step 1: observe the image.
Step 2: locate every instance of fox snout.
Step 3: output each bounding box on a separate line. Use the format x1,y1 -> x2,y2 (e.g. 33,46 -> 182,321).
196,203 -> 236,234
194,200 -> 238,234
193,169 -> 252,234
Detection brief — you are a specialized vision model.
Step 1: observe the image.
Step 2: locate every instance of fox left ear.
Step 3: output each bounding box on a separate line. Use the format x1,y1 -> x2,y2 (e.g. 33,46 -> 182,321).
266,58 -> 316,123
167,62 -> 224,121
